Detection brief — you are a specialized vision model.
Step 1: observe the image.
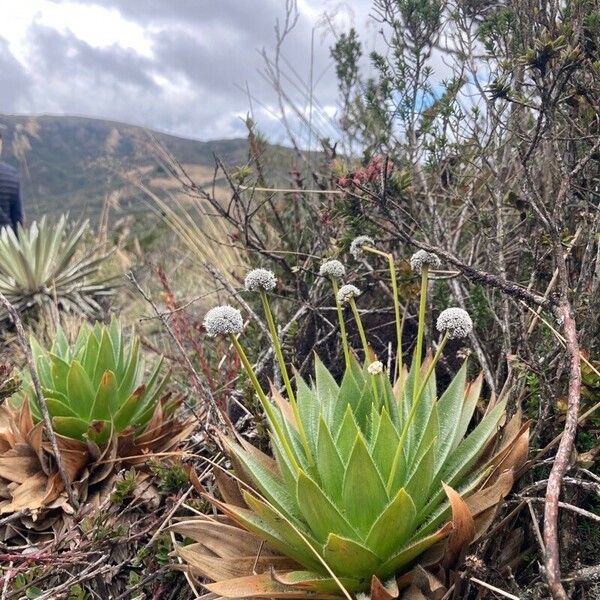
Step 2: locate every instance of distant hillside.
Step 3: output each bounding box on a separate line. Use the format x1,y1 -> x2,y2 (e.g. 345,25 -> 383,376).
0,114 -> 258,221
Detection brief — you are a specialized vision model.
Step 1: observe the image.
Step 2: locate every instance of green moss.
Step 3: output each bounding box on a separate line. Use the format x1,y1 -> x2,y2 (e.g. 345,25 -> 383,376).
150,461 -> 189,495
111,468 -> 138,505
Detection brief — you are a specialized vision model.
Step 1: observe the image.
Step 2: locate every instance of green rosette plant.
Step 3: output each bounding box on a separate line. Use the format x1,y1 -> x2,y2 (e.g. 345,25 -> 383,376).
21,318 -> 173,444
0,318 -> 193,517
173,250 -> 529,599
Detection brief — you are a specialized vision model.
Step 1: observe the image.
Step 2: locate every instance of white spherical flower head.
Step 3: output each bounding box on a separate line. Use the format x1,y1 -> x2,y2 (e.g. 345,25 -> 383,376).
319,259 -> 346,280
436,307 -> 473,339
367,360 -> 383,375
349,235 -> 374,260
204,305 -> 243,337
244,268 -> 277,292
337,284 -> 361,304
410,249 -> 441,274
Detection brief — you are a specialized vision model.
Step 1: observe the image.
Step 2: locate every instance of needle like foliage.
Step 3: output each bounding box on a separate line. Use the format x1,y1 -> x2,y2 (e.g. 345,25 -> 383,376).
0,215 -> 116,321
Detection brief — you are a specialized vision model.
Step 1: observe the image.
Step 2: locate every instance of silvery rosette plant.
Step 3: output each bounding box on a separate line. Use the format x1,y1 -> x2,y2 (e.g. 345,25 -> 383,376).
0,215 -> 117,322
173,251 -> 529,599
0,318 -> 194,522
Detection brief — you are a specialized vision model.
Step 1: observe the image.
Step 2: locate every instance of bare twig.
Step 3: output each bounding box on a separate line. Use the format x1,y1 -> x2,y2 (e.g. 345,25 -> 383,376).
543,301 -> 582,600
527,500 -> 546,555
0,511 -> 26,527
0,293 -> 78,509
528,496 -> 600,524
125,271 -> 223,428
36,554 -> 111,599
470,577 -> 520,600
0,562 -> 12,600
239,185 -> 345,194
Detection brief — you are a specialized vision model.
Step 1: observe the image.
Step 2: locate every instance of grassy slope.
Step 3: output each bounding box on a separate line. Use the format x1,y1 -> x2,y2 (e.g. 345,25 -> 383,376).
0,114 -> 254,221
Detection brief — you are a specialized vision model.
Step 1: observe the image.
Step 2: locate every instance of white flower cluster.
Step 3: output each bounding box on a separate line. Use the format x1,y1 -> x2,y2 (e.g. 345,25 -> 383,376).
436,307 -> 473,339
337,284 -> 361,304
204,305 -> 243,337
367,360 -> 383,375
319,259 -> 346,280
244,268 -> 277,292
349,235 -> 374,260
410,250 -> 441,274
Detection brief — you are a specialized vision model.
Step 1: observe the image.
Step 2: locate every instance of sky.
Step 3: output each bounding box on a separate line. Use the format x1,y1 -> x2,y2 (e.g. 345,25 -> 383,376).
0,0 -> 378,143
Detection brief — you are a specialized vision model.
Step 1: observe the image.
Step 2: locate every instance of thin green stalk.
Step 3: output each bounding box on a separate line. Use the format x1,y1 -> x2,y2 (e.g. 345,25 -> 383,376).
386,332 -> 448,493
412,266 -> 429,401
331,279 -> 351,368
259,291 -> 295,404
229,334 -> 300,472
414,333 -> 448,406
388,254 -> 403,377
398,309 -> 407,378
349,297 -> 369,361
259,290 -> 313,464
365,246 -> 403,378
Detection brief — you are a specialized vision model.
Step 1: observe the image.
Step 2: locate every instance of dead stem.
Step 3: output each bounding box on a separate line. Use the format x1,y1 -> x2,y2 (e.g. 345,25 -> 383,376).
0,293 -> 78,509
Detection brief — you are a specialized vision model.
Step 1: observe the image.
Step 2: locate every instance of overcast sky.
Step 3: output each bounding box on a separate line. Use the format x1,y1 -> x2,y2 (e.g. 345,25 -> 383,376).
0,1 -> 378,143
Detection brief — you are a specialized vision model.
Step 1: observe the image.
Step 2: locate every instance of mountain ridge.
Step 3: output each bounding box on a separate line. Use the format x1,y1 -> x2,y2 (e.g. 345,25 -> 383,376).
0,114 -> 255,221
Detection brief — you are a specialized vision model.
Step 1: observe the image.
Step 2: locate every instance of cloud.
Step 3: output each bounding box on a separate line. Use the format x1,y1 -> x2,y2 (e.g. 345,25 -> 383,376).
0,37 -> 32,110
48,0 -> 287,31
27,24 -> 159,92
0,0 -> 364,141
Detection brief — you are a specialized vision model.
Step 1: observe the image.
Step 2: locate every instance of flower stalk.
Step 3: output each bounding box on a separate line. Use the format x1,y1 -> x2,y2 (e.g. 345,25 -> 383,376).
388,332 -> 449,488
414,266 -> 429,388
348,297 -> 369,360
229,333 -> 300,472
409,250 -> 441,399
414,332 -> 449,404
330,279 -> 351,368
258,290 -> 312,463
259,290 -> 295,405
385,332 -> 447,494
336,284 -> 365,360
364,245 -> 403,377
244,270 -> 313,464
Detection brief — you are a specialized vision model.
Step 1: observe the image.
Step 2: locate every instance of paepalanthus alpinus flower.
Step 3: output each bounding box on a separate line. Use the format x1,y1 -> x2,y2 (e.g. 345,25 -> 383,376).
204,305 -> 243,337
337,284 -> 361,304
175,252 -> 529,600
437,307 -> 473,340
319,259 -> 346,280
409,250 -> 441,274
350,235 -> 375,260
244,268 -> 277,292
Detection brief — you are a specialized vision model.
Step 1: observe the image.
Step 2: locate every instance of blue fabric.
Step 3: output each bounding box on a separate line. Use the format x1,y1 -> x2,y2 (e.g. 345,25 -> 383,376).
0,161 -> 23,231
